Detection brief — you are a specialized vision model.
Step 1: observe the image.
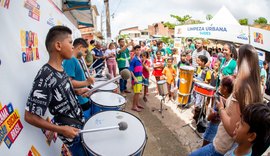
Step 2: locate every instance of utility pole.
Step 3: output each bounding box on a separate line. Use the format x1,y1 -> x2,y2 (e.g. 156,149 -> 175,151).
104,0 -> 111,42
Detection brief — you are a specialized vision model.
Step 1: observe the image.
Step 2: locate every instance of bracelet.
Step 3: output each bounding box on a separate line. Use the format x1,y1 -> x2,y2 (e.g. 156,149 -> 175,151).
218,107 -> 225,114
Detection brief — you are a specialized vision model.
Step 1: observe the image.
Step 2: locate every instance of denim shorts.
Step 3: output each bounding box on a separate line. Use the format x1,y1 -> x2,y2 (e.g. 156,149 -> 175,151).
203,122 -> 220,142
143,78 -> 149,86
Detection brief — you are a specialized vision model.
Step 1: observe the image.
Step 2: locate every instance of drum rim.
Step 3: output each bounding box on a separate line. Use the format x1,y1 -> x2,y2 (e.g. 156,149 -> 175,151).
157,80 -> 167,84
194,82 -> 216,90
81,110 -> 148,156
90,92 -> 126,107
91,81 -> 118,90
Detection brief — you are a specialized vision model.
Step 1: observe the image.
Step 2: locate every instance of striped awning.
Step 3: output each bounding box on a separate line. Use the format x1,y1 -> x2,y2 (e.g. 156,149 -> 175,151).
64,0 -> 94,27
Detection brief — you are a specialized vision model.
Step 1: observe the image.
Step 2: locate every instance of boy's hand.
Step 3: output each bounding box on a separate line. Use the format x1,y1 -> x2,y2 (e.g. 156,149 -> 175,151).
134,78 -> 138,83
216,96 -> 226,110
60,126 -> 79,139
207,108 -> 216,121
87,77 -> 95,85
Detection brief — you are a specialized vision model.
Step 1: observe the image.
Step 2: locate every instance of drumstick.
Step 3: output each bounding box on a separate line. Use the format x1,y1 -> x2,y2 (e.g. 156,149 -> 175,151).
79,122 -> 128,133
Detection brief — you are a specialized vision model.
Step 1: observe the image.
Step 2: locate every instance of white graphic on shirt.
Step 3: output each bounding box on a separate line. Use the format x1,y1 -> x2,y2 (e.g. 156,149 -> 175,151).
55,72 -> 63,79
65,83 -> 70,91
33,90 -> 47,99
54,88 -> 63,101
47,77 -> 57,87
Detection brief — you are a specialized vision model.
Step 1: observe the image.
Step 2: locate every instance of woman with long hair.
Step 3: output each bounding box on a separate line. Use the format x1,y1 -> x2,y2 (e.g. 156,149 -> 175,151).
190,44 -> 263,156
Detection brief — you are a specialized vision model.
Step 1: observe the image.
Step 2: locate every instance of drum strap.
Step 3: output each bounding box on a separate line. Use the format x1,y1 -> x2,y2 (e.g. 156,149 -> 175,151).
54,115 -> 84,127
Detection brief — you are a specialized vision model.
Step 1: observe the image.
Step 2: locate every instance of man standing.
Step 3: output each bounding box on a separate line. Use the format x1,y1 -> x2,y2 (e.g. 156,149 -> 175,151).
191,39 -> 211,68
117,38 -> 132,96
85,39 -> 95,67
91,41 -> 105,77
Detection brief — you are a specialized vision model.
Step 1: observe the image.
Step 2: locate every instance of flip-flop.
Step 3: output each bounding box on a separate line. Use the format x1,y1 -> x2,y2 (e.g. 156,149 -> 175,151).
131,108 -> 141,112
137,105 -> 144,109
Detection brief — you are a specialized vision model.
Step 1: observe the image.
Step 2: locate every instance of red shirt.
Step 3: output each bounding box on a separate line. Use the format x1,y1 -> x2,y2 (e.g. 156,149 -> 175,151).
142,59 -> 151,78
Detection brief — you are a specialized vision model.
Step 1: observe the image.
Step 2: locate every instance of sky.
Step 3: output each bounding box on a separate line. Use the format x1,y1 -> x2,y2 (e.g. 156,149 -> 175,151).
91,0 -> 270,39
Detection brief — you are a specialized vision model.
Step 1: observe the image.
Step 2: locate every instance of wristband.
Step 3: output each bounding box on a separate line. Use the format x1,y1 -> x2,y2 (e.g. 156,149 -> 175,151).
218,107 -> 225,114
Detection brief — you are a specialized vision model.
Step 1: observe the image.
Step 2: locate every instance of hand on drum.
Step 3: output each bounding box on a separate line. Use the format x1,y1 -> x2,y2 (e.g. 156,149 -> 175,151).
60,125 -> 79,139
75,87 -> 91,97
87,77 -> 95,85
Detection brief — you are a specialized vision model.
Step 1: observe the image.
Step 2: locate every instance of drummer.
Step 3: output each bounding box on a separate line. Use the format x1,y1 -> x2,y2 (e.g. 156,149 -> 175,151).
193,55 -> 211,122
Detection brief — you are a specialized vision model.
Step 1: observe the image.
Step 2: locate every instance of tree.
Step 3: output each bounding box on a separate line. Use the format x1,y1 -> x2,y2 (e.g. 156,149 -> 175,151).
254,17 -> 268,24
170,14 -> 192,25
160,36 -> 173,45
206,14 -> 213,21
239,18 -> 248,25
163,22 -> 176,29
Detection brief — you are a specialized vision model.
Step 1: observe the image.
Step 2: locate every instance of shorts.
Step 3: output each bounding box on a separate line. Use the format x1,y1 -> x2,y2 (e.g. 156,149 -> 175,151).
203,122 -> 220,142
143,78 -> 149,86
133,83 -> 142,93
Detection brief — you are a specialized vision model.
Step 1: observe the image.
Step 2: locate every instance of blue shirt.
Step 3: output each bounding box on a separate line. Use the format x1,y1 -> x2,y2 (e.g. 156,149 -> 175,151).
63,57 -> 88,104
224,144 -> 252,156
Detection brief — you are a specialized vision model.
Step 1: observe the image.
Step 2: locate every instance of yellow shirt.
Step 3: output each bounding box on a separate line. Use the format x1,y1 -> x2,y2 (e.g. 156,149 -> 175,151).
196,66 -> 211,82
162,67 -> 176,84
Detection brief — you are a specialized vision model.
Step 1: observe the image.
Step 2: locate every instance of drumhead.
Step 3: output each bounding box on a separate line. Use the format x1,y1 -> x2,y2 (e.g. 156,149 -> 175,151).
91,81 -> 118,91
82,111 -> 147,156
195,82 -> 215,90
90,92 -> 126,107
179,66 -> 194,71
157,80 -> 167,85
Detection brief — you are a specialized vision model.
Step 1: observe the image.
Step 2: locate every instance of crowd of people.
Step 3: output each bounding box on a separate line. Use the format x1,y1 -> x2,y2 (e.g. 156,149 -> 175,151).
24,26 -> 270,156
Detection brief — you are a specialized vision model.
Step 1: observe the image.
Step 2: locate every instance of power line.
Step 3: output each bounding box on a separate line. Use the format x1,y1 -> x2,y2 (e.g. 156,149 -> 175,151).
111,0 -> 122,18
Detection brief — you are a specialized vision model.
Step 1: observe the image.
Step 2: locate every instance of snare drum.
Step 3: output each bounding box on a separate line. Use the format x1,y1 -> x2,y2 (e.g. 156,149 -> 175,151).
91,81 -> 118,92
157,80 -> 168,96
94,76 -> 108,81
178,66 -> 194,104
194,82 -> 216,97
90,92 -> 126,115
82,111 -> 147,156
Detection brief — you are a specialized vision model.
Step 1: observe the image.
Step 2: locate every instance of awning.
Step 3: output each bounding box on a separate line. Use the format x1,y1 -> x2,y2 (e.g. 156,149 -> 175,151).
63,0 -> 94,27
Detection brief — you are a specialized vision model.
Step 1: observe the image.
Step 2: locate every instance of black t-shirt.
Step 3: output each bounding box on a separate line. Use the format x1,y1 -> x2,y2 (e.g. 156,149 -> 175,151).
26,64 -> 84,146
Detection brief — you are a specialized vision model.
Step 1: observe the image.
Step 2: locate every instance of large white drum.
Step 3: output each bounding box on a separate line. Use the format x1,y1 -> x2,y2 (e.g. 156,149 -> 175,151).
82,111 -> 147,156
91,80 -> 118,92
90,92 -> 126,115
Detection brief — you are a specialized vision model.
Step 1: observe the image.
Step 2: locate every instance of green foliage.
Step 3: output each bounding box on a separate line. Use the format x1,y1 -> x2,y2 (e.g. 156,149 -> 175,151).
170,14 -> 192,25
239,18 -> 248,25
160,36 -> 173,44
118,34 -> 130,40
254,17 -> 268,24
206,14 -> 213,21
163,22 -> 176,29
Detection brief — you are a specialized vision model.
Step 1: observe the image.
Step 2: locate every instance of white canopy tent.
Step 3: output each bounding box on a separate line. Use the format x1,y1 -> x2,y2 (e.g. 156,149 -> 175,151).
175,6 -> 250,45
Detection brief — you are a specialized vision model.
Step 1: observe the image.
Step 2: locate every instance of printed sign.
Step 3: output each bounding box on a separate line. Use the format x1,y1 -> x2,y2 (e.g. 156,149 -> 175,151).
0,0 -> 10,9
0,102 -> 23,149
27,145 -> 41,156
20,30 -> 40,63
41,117 -> 57,146
24,0 -> 40,21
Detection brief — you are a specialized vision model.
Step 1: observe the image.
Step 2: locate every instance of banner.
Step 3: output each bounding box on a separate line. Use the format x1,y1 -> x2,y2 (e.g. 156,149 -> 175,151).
0,0 -> 81,155
250,27 -> 270,52
175,24 -> 249,44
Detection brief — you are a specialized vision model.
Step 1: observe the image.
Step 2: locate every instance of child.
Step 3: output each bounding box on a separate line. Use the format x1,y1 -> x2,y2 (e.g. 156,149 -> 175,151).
193,55 -> 211,122
129,45 -> 144,112
152,51 -> 165,93
224,102 -> 270,156
24,26 -> 93,156
162,58 -> 177,100
210,60 -> 220,88
63,38 -> 94,120
142,51 -> 151,102
202,76 -> 234,146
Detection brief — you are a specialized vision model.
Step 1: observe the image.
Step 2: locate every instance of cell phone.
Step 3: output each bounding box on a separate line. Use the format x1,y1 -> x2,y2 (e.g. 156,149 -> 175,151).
214,92 -> 222,102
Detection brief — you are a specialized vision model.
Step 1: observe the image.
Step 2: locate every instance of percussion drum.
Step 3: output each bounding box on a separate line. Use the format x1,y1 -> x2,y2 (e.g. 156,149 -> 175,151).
194,82 -> 216,97
94,77 -> 108,81
91,80 -> 118,92
82,111 -> 147,156
90,92 -> 126,115
178,66 -> 194,104
157,80 -> 168,96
